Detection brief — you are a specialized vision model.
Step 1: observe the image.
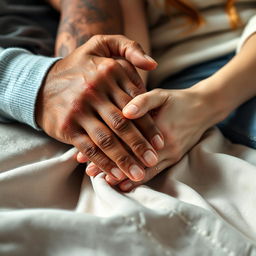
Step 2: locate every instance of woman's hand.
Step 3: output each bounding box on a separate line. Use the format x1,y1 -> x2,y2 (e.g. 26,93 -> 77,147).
86,32 -> 256,191
86,84 -> 227,191
123,87 -> 216,158
36,35 -> 165,182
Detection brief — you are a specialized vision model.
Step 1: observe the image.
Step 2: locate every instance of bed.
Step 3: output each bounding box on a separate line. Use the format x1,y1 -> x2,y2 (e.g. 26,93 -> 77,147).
0,122 -> 256,255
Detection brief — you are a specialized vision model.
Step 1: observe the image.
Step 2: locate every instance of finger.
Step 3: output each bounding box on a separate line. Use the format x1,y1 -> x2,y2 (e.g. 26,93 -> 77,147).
86,163 -> 119,185
86,162 -> 102,177
77,152 -> 89,163
105,174 -> 118,185
87,145 -> 172,187
80,115 -> 146,182
110,87 -> 164,150
115,58 -> 146,94
87,35 -> 158,71
123,89 -> 168,119
72,133 -> 125,181
134,116 -> 165,150
106,63 -> 163,150
119,159 -> 172,192
95,100 -> 159,168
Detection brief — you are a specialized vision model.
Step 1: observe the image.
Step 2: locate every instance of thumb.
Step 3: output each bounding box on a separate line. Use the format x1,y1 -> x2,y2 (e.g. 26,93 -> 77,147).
89,35 -> 158,71
123,89 -> 167,119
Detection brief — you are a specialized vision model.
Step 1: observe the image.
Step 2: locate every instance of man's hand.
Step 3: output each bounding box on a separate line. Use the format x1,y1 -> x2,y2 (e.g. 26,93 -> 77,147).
36,35 -> 164,182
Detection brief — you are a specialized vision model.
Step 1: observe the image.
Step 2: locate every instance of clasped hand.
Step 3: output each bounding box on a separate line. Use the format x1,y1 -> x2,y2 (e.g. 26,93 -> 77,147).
87,85 -> 223,191
36,35 -> 165,182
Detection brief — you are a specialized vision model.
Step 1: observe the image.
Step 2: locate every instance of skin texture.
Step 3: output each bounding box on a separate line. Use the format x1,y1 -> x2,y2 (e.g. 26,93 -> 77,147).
46,0 -> 165,183
36,35 -> 165,182
52,0 -> 124,56
47,0 -> 256,191
86,86 -> 218,190
86,33 -> 256,191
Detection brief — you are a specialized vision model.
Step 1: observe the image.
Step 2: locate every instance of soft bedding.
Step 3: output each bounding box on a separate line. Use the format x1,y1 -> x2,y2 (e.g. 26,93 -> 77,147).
0,123 -> 256,255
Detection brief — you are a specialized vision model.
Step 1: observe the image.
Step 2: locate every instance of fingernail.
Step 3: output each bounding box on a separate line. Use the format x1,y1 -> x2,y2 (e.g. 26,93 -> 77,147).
110,168 -> 124,180
129,165 -> 145,181
143,150 -> 158,166
105,175 -> 117,184
144,54 -> 157,64
123,104 -> 139,115
86,166 -> 99,176
121,181 -> 133,191
77,152 -> 84,161
152,134 -> 164,149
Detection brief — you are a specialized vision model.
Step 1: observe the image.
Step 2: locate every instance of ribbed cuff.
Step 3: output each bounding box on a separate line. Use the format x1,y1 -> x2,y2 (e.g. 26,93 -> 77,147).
236,15 -> 256,53
0,48 -> 61,129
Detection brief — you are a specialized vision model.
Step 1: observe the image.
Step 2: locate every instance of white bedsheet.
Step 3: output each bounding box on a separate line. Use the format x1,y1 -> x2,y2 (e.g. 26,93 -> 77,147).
0,123 -> 256,255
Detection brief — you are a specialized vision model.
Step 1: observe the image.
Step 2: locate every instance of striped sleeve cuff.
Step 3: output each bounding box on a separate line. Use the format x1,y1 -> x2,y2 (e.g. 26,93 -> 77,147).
237,15 -> 256,53
0,48 -> 60,129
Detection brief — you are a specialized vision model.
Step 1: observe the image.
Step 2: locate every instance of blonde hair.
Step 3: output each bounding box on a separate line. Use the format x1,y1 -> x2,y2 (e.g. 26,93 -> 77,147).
164,0 -> 242,29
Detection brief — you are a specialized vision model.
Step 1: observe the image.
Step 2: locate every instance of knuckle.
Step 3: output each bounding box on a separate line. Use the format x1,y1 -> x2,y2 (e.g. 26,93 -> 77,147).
84,80 -> 98,94
127,86 -> 141,98
110,112 -> 130,132
97,59 -> 119,78
129,40 -> 141,49
116,155 -> 131,168
83,82 -> 102,102
96,157 -> 113,172
81,142 -> 98,159
104,59 -> 119,73
70,99 -> 83,115
91,34 -> 103,42
132,140 -> 147,154
96,130 -> 115,149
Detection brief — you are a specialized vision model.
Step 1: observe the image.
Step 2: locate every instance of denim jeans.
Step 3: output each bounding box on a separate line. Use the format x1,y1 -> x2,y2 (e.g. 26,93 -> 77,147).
159,52 -> 256,149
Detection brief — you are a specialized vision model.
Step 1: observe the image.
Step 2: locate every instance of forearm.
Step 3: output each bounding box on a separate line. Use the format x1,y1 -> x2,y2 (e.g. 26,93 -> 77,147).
120,0 -> 150,83
194,33 -> 256,125
55,0 -> 123,56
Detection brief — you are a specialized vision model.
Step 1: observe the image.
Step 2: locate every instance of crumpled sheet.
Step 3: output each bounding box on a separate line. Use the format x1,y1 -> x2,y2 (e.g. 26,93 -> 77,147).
0,123 -> 256,256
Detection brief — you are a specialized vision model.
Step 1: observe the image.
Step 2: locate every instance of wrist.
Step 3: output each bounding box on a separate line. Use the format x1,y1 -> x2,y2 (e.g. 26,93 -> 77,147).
35,59 -> 62,129
190,79 -> 231,127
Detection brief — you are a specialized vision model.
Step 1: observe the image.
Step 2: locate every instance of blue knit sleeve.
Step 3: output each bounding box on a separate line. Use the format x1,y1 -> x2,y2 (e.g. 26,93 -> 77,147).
0,48 -> 60,129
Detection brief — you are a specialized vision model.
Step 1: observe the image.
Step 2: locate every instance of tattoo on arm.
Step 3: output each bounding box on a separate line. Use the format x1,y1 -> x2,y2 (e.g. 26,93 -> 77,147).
55,0 -> 123,56
77,0 -> 110,23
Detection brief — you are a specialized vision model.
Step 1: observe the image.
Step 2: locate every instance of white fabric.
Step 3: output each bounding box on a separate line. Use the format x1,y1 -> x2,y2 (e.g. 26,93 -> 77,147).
1,123 -> 256,255
146,0 -> 256,86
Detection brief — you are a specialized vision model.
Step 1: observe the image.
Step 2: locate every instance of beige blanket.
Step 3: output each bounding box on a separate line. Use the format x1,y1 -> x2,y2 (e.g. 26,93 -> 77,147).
0,123 -> 256,255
